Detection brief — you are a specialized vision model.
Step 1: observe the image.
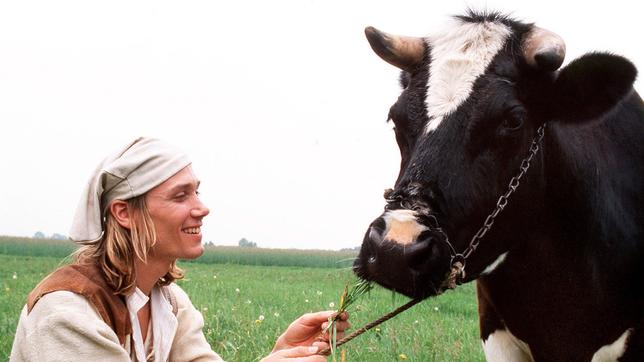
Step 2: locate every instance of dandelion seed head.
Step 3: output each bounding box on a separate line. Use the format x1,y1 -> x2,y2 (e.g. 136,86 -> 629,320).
258,315 -> 265,321
329,302 -> 335,308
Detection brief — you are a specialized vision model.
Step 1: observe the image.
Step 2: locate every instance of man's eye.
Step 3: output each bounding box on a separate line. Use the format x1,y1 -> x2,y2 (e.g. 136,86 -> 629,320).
175,193 -> 187,199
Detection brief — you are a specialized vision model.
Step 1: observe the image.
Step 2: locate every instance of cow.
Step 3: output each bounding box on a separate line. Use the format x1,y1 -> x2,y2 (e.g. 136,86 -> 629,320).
353,10 -> 643,361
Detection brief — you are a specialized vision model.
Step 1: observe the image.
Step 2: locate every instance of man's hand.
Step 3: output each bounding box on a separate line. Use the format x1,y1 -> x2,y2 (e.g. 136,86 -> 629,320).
260,311 -> 350,361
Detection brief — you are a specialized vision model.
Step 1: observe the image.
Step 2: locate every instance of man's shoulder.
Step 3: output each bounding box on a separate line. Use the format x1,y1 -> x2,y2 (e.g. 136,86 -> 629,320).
26,291 -> 103,328
165,282 -> 192,306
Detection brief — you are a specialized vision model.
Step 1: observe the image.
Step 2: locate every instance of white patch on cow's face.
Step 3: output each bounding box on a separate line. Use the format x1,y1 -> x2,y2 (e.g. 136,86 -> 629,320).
424,20 -> 511,133
382,209 -> 428,245
480,252 -> 508,276
591,329 -> 631,362
482,328 -> 535,362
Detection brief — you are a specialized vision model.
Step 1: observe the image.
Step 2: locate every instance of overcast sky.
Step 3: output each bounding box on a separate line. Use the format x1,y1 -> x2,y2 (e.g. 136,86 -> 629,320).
1,1 -> 642,250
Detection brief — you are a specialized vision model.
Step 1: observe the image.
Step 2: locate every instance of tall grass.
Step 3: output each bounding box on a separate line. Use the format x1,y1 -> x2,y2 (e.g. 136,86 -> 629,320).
0,236 -> 76,259
0,236 -> 357,269
195,245 -> 357,269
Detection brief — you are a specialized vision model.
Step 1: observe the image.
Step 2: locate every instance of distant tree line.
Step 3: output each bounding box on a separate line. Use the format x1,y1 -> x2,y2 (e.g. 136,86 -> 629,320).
202,238 -> 258,248
238,237 -> 257,248
33,231 -> 67,240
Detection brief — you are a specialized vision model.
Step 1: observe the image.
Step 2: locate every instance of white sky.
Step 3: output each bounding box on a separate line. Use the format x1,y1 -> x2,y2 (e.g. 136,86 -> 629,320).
1,1 -> 642,250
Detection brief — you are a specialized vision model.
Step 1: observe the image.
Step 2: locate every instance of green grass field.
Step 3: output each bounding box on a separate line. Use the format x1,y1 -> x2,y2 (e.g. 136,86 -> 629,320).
0,238 -> 484,361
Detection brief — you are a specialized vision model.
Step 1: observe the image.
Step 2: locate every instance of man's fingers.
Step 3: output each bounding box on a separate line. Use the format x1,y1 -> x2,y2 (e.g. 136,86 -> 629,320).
333,321 -> 351,331
312,341 -> 330,354
321,321 -> 351,333
274,346 -> 320,358
299,310 -> 349,326
297,311 -> 336,326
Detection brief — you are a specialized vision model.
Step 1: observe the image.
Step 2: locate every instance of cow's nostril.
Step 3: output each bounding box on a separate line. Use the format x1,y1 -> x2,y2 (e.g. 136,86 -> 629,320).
405,239 -> 432,270
368,225 -> 382,244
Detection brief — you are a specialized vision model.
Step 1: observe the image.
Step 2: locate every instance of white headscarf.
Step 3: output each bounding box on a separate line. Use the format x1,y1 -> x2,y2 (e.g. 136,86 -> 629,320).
69,137 -> 191,243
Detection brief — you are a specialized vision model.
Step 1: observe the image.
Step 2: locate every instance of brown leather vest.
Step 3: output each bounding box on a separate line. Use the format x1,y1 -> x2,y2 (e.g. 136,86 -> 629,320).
27,263 -> 132,345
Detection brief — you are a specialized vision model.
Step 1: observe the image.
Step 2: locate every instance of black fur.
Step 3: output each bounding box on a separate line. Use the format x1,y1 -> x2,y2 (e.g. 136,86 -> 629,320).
355,11 -> 643,360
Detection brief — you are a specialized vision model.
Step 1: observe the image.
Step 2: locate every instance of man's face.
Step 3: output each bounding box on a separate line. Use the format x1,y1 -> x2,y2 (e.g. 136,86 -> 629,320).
145,165 -> 209,262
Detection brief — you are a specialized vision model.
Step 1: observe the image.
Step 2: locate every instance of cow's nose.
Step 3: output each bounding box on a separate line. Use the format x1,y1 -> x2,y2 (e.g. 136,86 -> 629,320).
368,225 -> 383,245
365,225 -> 383,263
404,235 -> 434,271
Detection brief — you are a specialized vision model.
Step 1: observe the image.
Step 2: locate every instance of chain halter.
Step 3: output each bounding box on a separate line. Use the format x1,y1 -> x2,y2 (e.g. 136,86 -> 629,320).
386,124 -> 546,288
318,125 -> 547,356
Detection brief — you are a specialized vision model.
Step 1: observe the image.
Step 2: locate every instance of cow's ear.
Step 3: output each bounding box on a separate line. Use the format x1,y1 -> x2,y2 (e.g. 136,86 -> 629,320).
551,52 -> 637,123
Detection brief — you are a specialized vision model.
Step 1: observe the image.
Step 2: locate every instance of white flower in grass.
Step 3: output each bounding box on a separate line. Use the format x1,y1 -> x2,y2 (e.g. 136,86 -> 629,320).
433,307 -> 439,311
213,275 -> 217,279
305,299 -> 309,303
273,312 -> 280,317
316,291 -> 322,295
328,302 -> 335,308
246,300 -> 252,304
202,307 -> 208,311
235,288 -> 240,293
258,315 -> 265,321
12,272 -> 17,280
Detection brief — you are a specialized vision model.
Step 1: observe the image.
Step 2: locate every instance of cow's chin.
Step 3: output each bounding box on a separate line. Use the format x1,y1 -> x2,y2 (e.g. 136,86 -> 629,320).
353,235 -> 452,300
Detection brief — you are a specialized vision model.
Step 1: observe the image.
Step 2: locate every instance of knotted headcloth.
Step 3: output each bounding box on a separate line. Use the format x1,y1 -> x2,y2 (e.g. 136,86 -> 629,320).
69,137 -> 191,244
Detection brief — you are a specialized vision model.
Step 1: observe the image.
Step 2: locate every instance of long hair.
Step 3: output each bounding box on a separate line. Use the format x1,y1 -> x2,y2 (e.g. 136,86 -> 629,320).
74,195 -> 184,295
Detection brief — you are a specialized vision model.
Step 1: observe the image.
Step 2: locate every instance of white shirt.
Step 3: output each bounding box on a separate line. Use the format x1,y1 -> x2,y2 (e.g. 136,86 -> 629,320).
126,286 -> 178,362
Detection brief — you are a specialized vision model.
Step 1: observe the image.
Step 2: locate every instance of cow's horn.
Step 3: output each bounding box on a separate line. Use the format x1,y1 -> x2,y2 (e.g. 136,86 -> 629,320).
365,26 -> 425,72
522,26 -> 566,71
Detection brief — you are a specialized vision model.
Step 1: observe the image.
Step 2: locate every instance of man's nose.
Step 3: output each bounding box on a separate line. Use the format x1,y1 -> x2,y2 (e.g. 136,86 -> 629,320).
191,198 -> 210,218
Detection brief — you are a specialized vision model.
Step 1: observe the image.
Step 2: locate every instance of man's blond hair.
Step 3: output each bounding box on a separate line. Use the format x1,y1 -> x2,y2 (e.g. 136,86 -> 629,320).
74,195 -> 184,295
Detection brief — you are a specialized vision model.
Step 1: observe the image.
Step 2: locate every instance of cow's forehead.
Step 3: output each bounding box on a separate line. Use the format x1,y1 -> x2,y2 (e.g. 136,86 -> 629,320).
424,19 -> 511,133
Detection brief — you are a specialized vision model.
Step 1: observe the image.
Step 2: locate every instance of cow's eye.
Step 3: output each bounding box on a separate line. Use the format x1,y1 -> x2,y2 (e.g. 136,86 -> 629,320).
500,107 -> 525,132
501,117 -> 523,131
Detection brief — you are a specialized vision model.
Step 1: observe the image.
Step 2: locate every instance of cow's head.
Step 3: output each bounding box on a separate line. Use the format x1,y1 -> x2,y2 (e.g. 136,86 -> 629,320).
353,11 -> 637,299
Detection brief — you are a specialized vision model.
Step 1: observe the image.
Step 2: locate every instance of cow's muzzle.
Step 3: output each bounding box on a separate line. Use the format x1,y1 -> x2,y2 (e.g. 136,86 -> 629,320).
353,211 -> 453,299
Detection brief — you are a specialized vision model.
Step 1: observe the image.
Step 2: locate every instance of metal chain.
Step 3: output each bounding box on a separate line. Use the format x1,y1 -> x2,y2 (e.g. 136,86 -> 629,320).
460,124 -> 546,260
384,124 -> 547,278
332,126 -> 549,357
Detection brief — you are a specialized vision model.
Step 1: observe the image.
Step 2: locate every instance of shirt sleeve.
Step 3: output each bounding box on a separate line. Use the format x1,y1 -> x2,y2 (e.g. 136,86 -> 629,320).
10,291 -> 131,362
168,283 -> 224,362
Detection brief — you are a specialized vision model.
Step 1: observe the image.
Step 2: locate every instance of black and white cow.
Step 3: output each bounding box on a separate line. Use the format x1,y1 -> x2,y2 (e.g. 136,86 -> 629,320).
353,11 -> 643,361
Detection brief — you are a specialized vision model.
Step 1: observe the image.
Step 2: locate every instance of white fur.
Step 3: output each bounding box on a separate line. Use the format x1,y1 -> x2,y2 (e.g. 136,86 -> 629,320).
382,209 -> 427,245
482,328 -> 534,362
591,329 -> 631,362
481,252 -> 508,276
424,19 -> 510,133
